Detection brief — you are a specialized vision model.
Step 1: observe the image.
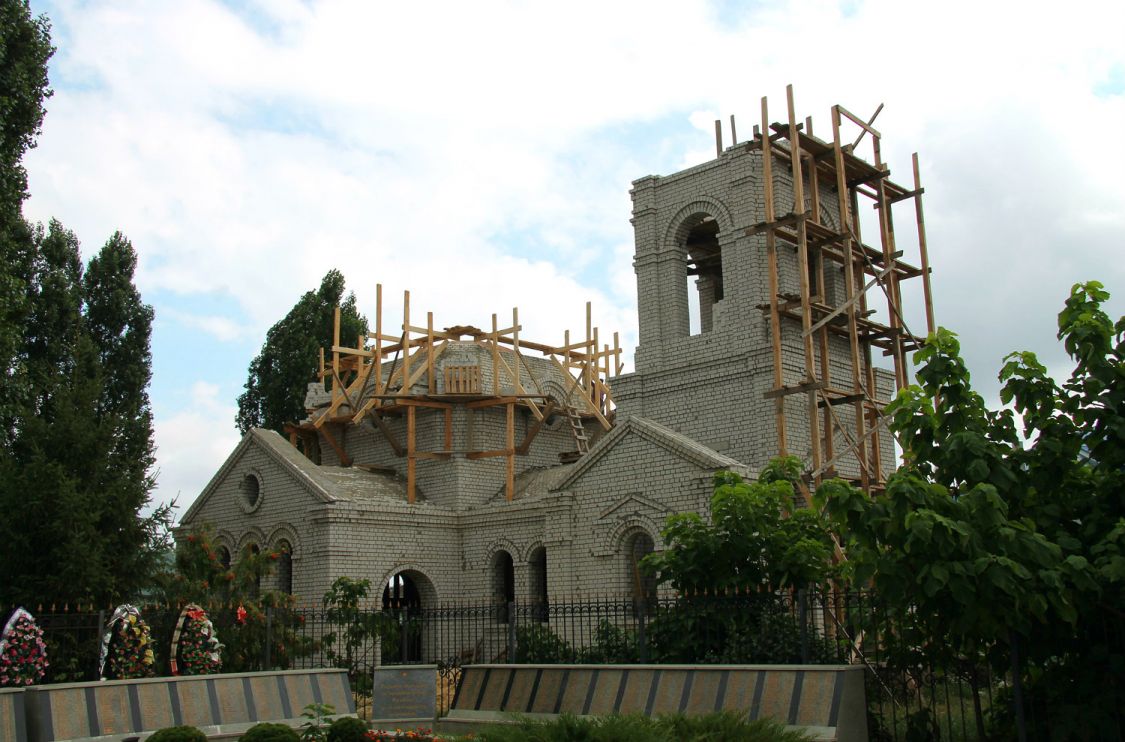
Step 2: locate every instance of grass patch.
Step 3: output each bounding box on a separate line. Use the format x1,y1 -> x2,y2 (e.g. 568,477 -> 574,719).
452,711 -> 812,741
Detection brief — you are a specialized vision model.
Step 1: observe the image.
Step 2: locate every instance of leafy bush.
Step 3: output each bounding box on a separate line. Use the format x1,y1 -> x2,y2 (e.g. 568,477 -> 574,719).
146,726 -> 208,742
238,722 -> 300,742
514,623 -> 575,663
454,711 -> 811,741
325,716 -> 368,742
578,620 -> 640,663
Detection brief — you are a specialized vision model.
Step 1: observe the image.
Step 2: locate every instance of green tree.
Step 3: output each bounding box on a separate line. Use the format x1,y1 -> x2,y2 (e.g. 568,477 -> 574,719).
236,270 -> 367,436
646,457 -> 836,594
0,0 -> 53,431
816,281 -> 1123,738
0,223 -> 170,606
158,525 -> 309,673
641,459 -> 841,664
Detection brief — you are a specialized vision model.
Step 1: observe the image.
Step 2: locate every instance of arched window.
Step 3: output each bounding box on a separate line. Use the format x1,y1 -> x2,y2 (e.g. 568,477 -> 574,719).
275,540 -> 293,595
491,550 -> 515,623
218,546 -> 232,571
625,532 -> 657,606
247,544 -> 261,599
528,547 -> 548,621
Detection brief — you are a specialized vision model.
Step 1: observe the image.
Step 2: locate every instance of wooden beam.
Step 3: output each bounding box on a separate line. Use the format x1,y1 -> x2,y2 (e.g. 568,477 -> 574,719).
406,404 -> 416,504
320,424 -> 352,467
763,379 -> 827,400
506,401 -> 515,502
368,412 -> 404,457
787,84 -> 823,481
517,400 -> 557,455
761,94 -> 787,457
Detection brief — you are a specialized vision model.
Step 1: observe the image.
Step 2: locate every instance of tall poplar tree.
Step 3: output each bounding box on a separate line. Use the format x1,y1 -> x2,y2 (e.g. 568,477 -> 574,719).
0,0 -> 53,435
236,270 -> 367,436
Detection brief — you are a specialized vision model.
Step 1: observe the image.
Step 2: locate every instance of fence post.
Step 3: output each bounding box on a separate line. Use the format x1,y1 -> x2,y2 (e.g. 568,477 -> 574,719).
263,607 -> 273,669
400,609 -> 409,663
798,588 -> 809,664
507,602 -> 517,661
636,599 -> 648,663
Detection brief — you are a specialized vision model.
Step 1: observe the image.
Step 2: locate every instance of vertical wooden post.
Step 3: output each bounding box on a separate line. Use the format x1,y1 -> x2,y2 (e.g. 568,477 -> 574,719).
427,311 -> 435,394
613,331 -> 623,375
761,95 -> 787,456
585,302 -> 593,399
786,84 -> 822,479
491,314 -> 500,396
512,307 -> 523,395
444,407 -> 453,453
331,306 -> 341,404
913,153 -> 936,335
505,402 -> 515,502
832,106 -> 869,489
407,404 -> 416,504
402,291 -> 411,396
714,119 -> 723,158
375,284 -> 383,395
729,114 -> 738,145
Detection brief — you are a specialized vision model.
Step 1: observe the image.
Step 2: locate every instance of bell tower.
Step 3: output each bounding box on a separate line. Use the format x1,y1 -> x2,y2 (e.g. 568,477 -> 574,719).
614,88 -> 935,493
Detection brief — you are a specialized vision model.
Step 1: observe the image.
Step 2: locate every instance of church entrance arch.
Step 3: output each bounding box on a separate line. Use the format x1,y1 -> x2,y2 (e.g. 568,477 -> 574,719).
381,568 -> 437,663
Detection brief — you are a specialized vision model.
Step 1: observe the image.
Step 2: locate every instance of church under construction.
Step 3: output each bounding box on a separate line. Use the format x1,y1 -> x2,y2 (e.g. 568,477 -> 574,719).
181,86 -> 936,616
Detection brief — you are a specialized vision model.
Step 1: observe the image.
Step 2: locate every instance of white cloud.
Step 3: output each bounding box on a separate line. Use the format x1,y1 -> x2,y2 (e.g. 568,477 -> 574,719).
22,0 -> 1125,505
152,381 -> 240,520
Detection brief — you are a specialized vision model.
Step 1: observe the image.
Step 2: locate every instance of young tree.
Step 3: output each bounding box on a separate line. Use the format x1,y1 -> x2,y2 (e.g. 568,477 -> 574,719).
817,281 -> 1123,737
236,270 -> 367,436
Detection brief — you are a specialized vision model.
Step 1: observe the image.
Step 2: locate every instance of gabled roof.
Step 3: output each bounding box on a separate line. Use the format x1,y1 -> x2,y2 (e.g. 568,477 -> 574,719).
181,428 -> 407,523
552,415 -> 749,492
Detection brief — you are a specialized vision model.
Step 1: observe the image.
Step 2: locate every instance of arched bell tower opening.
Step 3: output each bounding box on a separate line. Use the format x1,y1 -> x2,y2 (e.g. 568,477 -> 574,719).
683,216 -> 723,335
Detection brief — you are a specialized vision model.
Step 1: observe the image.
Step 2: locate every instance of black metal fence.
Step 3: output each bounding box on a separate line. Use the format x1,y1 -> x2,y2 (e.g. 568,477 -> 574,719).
17,591 -> 1125,741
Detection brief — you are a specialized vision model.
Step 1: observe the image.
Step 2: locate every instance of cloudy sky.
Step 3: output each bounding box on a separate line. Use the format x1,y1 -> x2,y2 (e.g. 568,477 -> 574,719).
22,0 -> 1125,517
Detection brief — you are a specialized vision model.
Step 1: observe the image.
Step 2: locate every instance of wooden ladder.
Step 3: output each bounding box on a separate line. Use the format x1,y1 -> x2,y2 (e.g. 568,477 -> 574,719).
564,405 -> 590,455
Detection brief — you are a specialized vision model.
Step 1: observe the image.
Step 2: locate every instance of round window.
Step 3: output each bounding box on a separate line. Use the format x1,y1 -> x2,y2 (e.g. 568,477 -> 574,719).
239,473 -> 262,513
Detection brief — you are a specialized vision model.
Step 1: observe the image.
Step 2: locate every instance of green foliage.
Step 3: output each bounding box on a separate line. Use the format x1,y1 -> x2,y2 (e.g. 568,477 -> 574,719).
239,722 -> 300,742
0,222 -> 171,606
156,525 -> 311,673
299,703 -> 335,742
0,0 -> 53,424
321,577 -> 396,696
145,726 -> 207,742
645,462 -> 836,594
237,270 -> 367,436
455,711 -> 811,741
325,716 -> 368,742
816,281 -> 1125,736
515,623 -> 576,663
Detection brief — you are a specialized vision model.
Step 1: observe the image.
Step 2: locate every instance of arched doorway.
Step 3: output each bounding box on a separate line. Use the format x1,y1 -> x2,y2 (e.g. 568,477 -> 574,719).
491,550 -> 515,623
381,569 -> 436,662
528,547 -> 548,621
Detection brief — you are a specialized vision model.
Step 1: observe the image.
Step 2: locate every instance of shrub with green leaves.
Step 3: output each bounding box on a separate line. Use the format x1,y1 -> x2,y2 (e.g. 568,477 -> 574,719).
325,715 -> 368,742
146,726 -> 207,742
239,722 -> 300,742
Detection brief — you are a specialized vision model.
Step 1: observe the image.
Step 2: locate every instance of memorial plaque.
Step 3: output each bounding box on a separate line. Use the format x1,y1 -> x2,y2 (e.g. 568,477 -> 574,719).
371,666 -> 436,722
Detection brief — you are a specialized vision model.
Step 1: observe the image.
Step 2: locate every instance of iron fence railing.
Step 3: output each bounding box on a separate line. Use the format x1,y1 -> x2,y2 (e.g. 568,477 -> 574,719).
11,591 -> 1124,741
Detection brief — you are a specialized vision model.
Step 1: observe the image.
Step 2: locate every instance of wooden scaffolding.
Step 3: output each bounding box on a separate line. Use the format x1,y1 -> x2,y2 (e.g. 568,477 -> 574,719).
286,285 -> 621,504
744,85 -> 936,494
